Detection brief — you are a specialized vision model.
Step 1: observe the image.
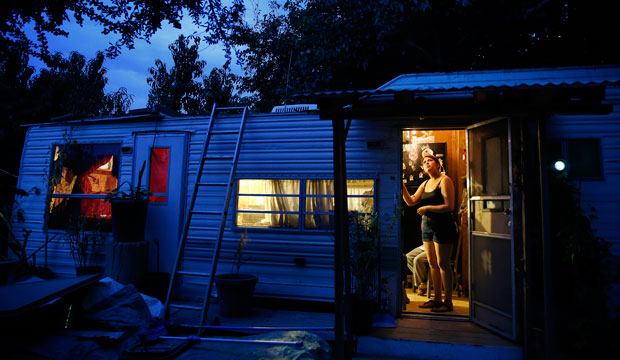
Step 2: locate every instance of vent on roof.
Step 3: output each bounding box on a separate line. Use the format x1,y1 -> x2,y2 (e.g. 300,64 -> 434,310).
271,104 -> 318,113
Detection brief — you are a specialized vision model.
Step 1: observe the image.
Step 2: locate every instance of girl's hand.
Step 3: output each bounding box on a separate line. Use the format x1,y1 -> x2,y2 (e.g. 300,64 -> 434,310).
417,206 -> 429,216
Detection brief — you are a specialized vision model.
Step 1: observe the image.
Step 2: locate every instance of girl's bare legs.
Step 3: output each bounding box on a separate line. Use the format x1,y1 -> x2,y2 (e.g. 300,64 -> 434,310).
435,242 -> 454,305
424,240 -> 442,303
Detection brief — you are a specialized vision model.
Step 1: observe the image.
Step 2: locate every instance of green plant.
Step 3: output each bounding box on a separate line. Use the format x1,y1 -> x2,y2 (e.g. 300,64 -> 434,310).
64,215 -> 105,271
1,191 -> 58,280
105,160 -> 151,201
231,230 -> 250,276
348,211 -> 380,300
549,172 -> 614,356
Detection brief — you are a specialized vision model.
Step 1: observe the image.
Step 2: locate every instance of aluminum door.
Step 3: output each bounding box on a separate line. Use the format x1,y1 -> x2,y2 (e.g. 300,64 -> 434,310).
467,117 -> 517,340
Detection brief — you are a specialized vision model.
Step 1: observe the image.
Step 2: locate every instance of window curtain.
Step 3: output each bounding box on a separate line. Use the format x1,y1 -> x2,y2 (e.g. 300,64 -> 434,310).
307,180 -> 334,229
149,148 -> 169,202
77,155 -> 115,218
267,180 -> 299,228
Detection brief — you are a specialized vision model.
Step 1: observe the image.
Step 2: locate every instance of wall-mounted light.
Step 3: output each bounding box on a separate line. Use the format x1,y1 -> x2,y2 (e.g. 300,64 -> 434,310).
553,159 -> 567,172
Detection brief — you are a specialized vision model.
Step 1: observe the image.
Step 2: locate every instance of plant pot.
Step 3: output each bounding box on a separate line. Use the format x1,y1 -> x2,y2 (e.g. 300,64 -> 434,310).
110,199 -> 149,242
215,273 -> 258,317
351,294 -> 377,335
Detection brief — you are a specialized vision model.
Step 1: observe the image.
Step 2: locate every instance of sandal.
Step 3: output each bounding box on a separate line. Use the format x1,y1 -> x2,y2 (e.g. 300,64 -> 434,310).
419,299 -> 441,309
416,286 -> 427,296
431,302 -> 453,312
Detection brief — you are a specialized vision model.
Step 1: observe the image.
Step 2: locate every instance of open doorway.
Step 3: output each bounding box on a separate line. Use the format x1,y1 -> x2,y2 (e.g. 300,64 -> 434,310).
400,128 -> 469,318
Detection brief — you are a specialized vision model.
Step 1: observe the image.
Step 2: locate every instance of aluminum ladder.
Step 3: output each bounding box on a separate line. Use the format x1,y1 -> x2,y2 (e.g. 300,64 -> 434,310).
163,104 -> 248,327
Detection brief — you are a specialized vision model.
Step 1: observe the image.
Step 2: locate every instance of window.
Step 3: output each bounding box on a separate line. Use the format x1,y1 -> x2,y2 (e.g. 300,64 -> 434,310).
235,179 -> 375,230
149,148 -> 170,203
550,138 -> 602,179
48,143 -> 120,230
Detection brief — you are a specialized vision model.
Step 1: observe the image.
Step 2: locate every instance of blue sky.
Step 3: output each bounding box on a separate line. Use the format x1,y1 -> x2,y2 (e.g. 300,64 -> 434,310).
27,2 -> 273,110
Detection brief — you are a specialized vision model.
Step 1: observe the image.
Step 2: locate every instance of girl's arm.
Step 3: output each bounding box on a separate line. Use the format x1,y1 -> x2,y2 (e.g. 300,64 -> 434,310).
402,181 -> 425,207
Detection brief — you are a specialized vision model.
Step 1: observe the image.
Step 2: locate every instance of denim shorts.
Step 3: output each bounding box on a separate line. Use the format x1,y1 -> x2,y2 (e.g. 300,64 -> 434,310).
421,215 -> 456,244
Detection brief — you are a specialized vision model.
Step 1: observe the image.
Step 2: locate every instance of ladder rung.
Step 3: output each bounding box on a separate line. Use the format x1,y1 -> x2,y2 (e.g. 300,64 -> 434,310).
198,182 -> 228,187
191,210 -> 223,216
168,303 -> 202,311
204,156 -> 233,160
176,271 -> 211,277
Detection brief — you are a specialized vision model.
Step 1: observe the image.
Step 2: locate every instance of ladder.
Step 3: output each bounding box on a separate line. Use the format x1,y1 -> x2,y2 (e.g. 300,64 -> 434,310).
163,104 -> 248,327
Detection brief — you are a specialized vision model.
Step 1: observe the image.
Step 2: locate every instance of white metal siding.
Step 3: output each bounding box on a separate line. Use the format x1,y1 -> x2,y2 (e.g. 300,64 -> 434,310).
13,112 -> 402,309
546,85 -> 620,256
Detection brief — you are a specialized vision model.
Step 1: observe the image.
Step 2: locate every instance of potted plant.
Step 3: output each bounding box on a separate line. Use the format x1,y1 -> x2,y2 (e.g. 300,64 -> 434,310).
105,161 -> 151,243
214,231 -> 259,317
64,215 -> 105,275
349,211 -> 380,334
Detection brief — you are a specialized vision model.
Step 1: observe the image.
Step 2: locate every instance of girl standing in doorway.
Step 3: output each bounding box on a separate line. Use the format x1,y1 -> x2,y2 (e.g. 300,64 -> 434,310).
402,153 -> 456,312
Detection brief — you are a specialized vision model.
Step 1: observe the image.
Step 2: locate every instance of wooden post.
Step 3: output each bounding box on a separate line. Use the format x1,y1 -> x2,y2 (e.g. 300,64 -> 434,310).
332,116 -> 352,359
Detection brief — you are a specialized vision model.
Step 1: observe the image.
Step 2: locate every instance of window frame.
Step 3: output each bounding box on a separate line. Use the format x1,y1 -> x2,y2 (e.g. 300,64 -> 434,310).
47,141 -> 122,231
234,177 -> 376,233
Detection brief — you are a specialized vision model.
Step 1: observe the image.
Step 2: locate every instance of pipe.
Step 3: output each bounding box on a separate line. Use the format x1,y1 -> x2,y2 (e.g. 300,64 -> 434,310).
159,336 -> 303,347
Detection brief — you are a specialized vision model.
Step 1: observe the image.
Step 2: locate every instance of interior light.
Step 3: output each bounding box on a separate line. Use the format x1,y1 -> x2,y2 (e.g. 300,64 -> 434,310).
554,159 -> 567,172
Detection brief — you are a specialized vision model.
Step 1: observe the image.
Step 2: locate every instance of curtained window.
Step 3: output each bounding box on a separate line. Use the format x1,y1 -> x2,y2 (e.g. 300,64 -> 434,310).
148,148 -> 169,203
48,143 -> 120,231
235,179 -> 374,230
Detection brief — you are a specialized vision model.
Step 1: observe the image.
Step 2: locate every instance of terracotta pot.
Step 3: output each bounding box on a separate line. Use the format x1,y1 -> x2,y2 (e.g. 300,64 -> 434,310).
215,273 -> 258,317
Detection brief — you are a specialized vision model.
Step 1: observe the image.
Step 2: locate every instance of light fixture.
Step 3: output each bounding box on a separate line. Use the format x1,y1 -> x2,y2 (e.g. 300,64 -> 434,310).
554,159 -> 567,172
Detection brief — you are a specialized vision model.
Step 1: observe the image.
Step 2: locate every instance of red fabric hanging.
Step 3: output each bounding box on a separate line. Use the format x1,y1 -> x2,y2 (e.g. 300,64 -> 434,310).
77,155 -> 115,218
149,148 -> 169,202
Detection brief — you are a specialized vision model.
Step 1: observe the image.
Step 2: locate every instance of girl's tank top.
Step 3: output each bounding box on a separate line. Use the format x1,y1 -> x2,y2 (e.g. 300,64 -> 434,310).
420,177 -> 451,222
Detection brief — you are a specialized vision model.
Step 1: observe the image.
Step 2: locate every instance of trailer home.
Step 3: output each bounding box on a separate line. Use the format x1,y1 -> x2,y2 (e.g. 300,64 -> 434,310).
12,65 -> 620,353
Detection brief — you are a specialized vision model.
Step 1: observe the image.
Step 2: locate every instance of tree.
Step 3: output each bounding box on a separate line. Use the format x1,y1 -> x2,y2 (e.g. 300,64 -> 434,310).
147,35 -> 241,114
147,35 -> 206,114
234,0 -> 620,111
1,0 -> 246,61
28,51 -> 133,119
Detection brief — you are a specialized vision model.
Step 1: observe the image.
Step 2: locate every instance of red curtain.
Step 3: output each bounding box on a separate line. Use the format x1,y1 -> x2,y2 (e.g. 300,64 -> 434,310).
149,148 -> 169,202
77,155 -> 115,218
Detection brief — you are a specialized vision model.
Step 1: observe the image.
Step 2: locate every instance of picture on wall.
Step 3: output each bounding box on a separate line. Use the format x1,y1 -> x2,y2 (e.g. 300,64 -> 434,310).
402,142 -> 447,191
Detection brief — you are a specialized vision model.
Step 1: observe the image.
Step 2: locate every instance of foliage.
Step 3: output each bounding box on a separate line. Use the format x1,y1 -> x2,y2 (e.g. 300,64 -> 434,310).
29,51 -> 133,119
1,0 -> 246,61
147,35 -> 241,114
63,215 -> 104,270
230,230 -> 250,276
233,0 -> 620,111
549,172 -> 615,356
105,161 -> 150,201
349,211 -> 380,300
1,190 -> 58,280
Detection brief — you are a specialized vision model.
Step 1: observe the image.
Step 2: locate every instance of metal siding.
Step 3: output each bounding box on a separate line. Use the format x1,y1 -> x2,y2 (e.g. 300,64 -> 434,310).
546,86 -> 620,256
13,112 -> 401,305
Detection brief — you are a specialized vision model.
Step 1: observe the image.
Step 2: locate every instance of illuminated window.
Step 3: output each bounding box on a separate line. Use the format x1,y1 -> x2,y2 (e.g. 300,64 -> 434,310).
149,148 -> 169,203
48,144 -> 120,231
235,179 -> 374,230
